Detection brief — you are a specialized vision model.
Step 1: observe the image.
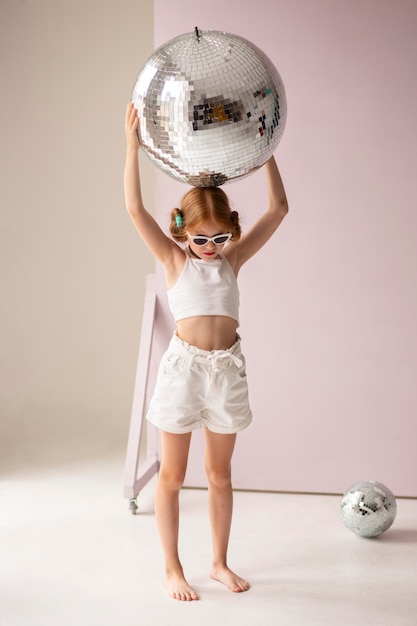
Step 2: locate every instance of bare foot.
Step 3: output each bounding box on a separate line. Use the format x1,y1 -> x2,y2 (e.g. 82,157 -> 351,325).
210,565 -> 250,593
164,572 -> 199,601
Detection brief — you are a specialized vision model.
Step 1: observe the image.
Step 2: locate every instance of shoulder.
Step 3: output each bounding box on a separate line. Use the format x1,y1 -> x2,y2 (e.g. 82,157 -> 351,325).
222,243 -> 242,276
164,243 -> 187,289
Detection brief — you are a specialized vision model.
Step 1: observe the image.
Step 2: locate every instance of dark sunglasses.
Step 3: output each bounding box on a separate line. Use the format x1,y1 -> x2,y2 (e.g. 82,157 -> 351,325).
186,232 -> 232,246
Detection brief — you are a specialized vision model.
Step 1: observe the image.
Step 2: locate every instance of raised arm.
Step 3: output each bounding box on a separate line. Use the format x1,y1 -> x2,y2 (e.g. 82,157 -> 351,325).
124,103 -> 180,267
226,155 -> 289,272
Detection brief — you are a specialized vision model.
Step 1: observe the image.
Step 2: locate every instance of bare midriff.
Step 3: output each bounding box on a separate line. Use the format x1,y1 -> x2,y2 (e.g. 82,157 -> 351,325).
175,315 -> 238,351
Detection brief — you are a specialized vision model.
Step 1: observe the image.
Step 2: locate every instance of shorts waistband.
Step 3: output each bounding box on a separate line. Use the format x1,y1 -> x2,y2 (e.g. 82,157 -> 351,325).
171,333 -> 243,369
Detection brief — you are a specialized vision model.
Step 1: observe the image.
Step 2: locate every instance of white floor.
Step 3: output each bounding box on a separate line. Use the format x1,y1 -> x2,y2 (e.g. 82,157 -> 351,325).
2,443 -> 417,626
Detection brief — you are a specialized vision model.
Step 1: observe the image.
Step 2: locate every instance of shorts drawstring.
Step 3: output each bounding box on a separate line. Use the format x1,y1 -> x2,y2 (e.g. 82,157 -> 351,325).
186,351 -> 243,386
209,352 -> 243,369
208,352 -> 243,386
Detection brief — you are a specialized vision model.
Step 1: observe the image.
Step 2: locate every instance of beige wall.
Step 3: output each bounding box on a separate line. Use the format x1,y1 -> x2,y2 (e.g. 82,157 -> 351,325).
0,0 -> 154,472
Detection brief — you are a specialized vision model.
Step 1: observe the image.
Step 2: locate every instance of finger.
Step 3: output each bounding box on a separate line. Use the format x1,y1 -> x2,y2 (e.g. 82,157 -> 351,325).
130,107 -> 139,127
125,102 -> 135,126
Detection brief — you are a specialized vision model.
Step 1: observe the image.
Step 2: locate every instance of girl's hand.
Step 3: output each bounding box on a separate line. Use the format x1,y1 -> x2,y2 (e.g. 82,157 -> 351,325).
125,102 -> 140,151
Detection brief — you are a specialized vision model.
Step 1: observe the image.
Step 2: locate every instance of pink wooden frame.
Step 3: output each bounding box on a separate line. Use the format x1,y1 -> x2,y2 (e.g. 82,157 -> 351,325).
123,274 -> 160,513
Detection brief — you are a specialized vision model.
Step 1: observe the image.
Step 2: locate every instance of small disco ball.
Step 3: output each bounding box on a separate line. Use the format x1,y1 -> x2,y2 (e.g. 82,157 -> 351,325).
340,480 -> 397,538
131,27 -> 287,187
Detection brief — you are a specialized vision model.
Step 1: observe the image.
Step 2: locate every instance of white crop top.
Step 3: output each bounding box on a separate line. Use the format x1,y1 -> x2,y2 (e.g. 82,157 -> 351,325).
167,250 -> 240,324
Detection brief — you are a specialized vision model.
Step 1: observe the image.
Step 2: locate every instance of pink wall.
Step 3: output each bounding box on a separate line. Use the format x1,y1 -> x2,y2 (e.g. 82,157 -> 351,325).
152,0 -> 417,496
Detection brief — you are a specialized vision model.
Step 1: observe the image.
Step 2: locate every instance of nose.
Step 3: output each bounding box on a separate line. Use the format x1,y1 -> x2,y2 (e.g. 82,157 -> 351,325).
206,241 -> 216,250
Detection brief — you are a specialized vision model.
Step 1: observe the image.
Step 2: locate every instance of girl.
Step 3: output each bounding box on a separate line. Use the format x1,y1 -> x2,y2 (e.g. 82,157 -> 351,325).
124,102 -> 288,601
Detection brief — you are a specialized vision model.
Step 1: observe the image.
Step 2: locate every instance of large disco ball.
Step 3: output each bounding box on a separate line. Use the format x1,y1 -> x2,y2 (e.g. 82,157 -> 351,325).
340,480 -> 397,538
131,28 -> 287,187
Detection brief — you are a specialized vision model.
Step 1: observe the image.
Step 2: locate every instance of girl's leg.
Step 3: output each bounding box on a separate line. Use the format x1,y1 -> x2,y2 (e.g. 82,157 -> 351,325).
155,430 -> 199,601
203,428 -> 250,593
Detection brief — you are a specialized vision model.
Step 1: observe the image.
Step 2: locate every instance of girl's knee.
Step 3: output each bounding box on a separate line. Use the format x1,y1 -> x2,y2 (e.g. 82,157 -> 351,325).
205,466 -> 232,489
158,467 -> 186,491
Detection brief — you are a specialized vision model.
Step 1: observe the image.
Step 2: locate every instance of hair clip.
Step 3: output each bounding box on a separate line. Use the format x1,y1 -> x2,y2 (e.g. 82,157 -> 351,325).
175,213 -> 183,228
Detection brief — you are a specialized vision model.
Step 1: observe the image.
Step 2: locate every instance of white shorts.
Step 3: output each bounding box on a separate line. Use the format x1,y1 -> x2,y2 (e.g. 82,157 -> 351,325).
146,333 -> 252,434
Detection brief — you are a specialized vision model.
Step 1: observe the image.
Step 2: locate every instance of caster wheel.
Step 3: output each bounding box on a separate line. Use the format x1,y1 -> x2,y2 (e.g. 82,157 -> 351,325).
129,499 -> 138,515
